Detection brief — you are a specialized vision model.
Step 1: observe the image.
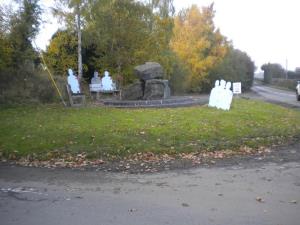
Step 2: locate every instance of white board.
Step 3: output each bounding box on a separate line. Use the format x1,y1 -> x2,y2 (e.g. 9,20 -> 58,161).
232,82 -> 242,94
89,84 -> 102,92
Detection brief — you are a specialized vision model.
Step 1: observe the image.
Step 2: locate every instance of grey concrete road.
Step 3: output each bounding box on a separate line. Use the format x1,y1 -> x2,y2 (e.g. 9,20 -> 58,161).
251,84 -> 300,108
1,142 -> 300,225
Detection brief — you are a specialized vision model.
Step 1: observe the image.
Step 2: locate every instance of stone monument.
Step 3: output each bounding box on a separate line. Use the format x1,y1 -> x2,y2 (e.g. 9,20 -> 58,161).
122,62 -> 170,100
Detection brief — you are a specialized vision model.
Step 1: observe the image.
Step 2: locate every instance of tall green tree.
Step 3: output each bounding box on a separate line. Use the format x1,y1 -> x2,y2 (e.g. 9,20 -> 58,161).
0,5 -> 12,71
0,0 -> 41,72
8,0 -> 41,69
261,63 -> 285,84
146,0 -> 175,79
208,48 -> 255,91
50,0 -> 176,85
43,30 -> 78,76
53,0 -> 89,81
83,0 -> 154,84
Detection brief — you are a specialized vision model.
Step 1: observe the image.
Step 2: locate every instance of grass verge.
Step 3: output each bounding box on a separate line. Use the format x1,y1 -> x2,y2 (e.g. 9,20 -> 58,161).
0,98 -> 300,160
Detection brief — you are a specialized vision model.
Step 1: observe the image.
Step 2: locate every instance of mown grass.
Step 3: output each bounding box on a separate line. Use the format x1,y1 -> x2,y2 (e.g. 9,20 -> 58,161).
0,99 -> 300,159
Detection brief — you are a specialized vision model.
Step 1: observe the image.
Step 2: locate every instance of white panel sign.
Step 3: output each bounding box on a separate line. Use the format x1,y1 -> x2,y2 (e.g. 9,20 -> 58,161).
89,84 -> 103,92
232,82 -> 242,94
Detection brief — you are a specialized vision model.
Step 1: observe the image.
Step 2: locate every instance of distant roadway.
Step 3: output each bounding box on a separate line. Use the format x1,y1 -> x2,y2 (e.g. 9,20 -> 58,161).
251,83 -> 299,108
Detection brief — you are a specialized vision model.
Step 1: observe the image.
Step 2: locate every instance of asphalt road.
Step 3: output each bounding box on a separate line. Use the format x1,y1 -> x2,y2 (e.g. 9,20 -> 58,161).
1,142 -> 300,225
251,84 -> 299,108
1,84 -> 300,225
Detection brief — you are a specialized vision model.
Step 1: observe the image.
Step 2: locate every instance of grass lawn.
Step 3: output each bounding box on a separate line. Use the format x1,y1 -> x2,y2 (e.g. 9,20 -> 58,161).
0,98 -> 300,160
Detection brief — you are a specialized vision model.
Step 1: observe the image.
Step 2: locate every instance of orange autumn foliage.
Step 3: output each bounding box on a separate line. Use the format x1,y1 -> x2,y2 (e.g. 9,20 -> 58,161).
170,4 -> 228,91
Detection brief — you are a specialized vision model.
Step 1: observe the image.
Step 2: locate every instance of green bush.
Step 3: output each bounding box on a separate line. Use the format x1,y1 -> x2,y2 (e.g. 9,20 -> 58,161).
0,64 -> 67,105
207,48 -> 255,92
272,78 -> 297,91
261,63 -> 286,84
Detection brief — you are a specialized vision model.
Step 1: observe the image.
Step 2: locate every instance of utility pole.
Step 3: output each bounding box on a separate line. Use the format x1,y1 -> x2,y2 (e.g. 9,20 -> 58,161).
285,57 -> 288,80
76,2 -> 83,82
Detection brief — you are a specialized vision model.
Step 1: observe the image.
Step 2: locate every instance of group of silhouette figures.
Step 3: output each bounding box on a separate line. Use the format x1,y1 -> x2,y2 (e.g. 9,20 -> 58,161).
67,68 -> 116,94
208,79 -> 233,111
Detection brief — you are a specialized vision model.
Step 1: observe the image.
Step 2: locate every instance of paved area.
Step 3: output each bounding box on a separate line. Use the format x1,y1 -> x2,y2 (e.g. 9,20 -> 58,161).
1,142 -> 300,225
251,84 -> 299,109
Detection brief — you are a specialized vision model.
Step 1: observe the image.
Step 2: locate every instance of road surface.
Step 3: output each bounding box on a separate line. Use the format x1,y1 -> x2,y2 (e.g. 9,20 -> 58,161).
1,142 -> 300,225
251,84 -> 299,108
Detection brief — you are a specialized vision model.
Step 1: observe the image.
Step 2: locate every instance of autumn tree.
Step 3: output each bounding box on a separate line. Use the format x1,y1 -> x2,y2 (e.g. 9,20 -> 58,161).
170,4 -> 228,91
43,30 -> 78,76
146,0 -> 176,79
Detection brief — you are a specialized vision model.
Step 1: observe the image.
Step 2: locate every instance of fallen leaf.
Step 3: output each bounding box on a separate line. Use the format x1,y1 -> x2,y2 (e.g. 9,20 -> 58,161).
182,203 -> 189,207
289,200 -> 298,204
256,197 -> 265,203
128,208 -> 137,212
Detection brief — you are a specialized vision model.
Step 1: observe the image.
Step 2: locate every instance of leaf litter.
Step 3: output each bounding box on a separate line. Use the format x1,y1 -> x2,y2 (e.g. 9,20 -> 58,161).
0,145 -> 275,173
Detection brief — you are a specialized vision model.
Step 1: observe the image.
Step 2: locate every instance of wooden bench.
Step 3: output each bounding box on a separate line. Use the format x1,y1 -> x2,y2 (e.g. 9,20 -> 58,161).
89,84 -> 120,100
66,84 -> 86,107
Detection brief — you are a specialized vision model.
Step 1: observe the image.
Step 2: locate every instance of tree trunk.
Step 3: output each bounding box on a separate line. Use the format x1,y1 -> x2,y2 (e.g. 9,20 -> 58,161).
77,3 -> 83,82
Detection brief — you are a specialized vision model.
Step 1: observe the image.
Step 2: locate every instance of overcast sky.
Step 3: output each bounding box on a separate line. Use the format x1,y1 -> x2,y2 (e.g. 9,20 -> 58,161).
176,0 -> 300,71
12,0 -> 300,71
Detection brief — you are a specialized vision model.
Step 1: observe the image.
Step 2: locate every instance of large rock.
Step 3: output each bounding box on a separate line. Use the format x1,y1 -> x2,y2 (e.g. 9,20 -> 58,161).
134,62 -> 164,81
121,81 -> 144,100
143,79 -> 170,100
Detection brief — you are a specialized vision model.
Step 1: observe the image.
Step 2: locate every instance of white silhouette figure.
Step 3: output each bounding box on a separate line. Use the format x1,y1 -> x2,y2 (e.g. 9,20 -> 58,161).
209,80 -> 220,107
221,81 -> 233,110
209,79 -> 233,111
215,79 -> 226,109
101,71 -> 116,91
67,69 -> 80,94
90,71 -> 103,92
91,71 -> 102,85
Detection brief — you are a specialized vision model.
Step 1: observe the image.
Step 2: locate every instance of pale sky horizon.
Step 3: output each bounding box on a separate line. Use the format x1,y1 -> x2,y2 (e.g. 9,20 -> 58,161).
2,0 -> 300,72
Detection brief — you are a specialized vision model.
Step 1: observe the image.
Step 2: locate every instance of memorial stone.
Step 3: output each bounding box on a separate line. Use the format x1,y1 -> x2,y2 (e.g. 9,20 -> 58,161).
122,62 -> 170,100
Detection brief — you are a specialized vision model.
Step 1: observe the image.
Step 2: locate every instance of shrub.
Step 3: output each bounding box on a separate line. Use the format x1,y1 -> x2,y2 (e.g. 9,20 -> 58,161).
272,78 -> 297,90
0,64 -> 67,105
207,48 -> 255,92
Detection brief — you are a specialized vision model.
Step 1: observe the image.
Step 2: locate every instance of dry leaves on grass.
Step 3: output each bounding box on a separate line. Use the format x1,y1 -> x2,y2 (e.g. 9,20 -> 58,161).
14,153 -> 105,169
1,145 -> 274,171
